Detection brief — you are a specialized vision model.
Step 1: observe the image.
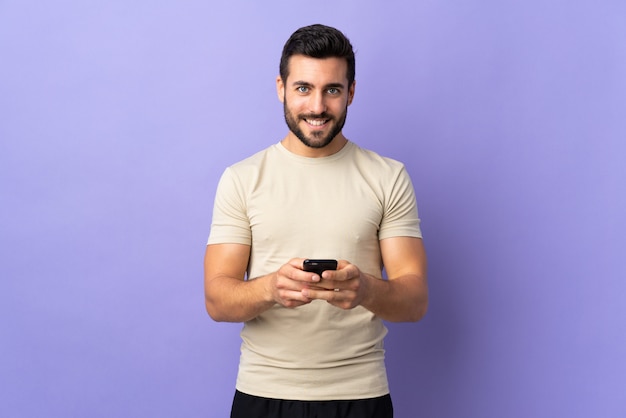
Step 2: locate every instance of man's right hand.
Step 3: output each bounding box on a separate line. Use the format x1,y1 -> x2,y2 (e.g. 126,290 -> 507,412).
205,246 -> 324,322
267,258 -> 323,308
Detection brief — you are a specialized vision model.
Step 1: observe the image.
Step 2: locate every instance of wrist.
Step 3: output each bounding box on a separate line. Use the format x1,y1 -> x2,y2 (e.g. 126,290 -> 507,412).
359,272 -> 382,309
259,273 -> 278,304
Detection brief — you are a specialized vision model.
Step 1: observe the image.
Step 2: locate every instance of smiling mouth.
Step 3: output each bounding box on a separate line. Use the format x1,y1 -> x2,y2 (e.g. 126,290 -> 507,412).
303,117 -> 330,127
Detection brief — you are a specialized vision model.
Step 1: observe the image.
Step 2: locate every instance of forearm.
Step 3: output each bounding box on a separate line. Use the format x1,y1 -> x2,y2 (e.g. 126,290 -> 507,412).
361,273 -> 428,322
205,274 -> 275,323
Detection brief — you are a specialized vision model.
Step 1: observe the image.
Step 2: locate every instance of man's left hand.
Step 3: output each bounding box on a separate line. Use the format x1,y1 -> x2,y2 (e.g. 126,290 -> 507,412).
301,260 -> 371,310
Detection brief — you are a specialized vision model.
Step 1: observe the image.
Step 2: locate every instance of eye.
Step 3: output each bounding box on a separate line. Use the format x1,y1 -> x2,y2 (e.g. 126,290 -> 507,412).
297,86 -> 309,93
327,88 -> 340,95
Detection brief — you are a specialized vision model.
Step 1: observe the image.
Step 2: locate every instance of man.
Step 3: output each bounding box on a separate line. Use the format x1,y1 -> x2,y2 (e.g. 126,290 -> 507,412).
204,24 -> 428,418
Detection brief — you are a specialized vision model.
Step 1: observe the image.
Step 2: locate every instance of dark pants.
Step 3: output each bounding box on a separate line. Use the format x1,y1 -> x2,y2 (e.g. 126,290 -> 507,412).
230,390 -> 394,418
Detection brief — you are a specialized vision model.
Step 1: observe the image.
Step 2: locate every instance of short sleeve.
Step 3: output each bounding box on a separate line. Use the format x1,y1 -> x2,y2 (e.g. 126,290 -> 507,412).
207,167 -> 252,245
378,166 -> 422,240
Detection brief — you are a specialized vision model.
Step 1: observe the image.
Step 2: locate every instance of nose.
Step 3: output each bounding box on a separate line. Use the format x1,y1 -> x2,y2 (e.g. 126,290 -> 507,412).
308,90 -> 327,115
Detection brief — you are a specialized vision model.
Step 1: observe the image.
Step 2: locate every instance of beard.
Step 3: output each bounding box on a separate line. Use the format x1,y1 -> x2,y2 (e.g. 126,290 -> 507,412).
283,99 -> 348,149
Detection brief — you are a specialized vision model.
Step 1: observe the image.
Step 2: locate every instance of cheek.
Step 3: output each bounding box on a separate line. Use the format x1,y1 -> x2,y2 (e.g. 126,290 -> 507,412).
330,99 -> 349,115
285,96 -> 307,113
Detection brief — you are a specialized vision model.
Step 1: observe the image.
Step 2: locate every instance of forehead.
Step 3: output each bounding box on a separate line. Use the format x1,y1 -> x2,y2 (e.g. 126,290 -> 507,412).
285,55 -> 349,86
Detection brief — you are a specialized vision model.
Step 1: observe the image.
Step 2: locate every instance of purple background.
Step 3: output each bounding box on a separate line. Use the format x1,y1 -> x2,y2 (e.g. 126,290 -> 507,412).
1,1 -> 625,417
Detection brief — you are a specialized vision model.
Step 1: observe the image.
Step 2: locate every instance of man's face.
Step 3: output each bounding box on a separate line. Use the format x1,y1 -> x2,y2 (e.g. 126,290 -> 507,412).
278,55 -> 355,149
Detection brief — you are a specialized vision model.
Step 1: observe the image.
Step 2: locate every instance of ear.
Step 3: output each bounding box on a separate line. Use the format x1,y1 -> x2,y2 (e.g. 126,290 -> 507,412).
276,75 -> 285,103
347,80 -> 356,105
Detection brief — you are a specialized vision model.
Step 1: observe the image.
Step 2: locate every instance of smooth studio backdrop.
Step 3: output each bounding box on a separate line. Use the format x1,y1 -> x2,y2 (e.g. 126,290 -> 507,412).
1,1 -> 625,417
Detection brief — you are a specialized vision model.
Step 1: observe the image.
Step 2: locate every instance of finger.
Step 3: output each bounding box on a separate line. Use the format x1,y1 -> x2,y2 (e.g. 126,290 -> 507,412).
276,275 -> 317,292
301,287 -> 340,301
277,289 -> 312,308
280,260 -> 321,283
321,265 -> 354,282
287,258 -> 308,269
304,288 -> 360,311
336,259 -> 351,269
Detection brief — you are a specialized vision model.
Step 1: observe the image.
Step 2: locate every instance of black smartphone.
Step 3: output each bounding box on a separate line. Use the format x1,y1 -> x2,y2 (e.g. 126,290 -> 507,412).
303,259 -> 338,276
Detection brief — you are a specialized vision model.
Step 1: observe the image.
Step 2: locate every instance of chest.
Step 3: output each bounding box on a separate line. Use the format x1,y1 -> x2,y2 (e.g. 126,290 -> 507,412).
246,164 -> 385,251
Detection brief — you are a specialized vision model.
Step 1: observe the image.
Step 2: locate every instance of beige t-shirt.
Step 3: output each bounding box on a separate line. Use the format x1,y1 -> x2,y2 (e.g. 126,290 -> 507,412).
208,141 -> 422,400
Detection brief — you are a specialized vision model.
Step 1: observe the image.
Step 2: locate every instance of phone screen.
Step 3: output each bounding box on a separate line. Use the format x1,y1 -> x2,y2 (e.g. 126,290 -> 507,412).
303,259 -> 338,275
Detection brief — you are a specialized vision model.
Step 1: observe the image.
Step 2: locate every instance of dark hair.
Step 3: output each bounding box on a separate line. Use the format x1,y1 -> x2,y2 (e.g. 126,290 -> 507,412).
279,24 -> 355,86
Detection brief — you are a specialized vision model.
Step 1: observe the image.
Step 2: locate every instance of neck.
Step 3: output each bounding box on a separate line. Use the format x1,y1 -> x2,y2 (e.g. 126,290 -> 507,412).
281,132 -> 348,158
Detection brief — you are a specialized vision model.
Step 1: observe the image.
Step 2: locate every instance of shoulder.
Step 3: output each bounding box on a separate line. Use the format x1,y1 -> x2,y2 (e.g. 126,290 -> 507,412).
220,143 -> 283,182
228,143 -> 279,170
349,142 -> 407,175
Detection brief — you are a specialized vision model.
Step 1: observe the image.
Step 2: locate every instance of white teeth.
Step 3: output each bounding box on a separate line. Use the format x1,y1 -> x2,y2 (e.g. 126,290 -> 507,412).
306,119 -> 327,126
